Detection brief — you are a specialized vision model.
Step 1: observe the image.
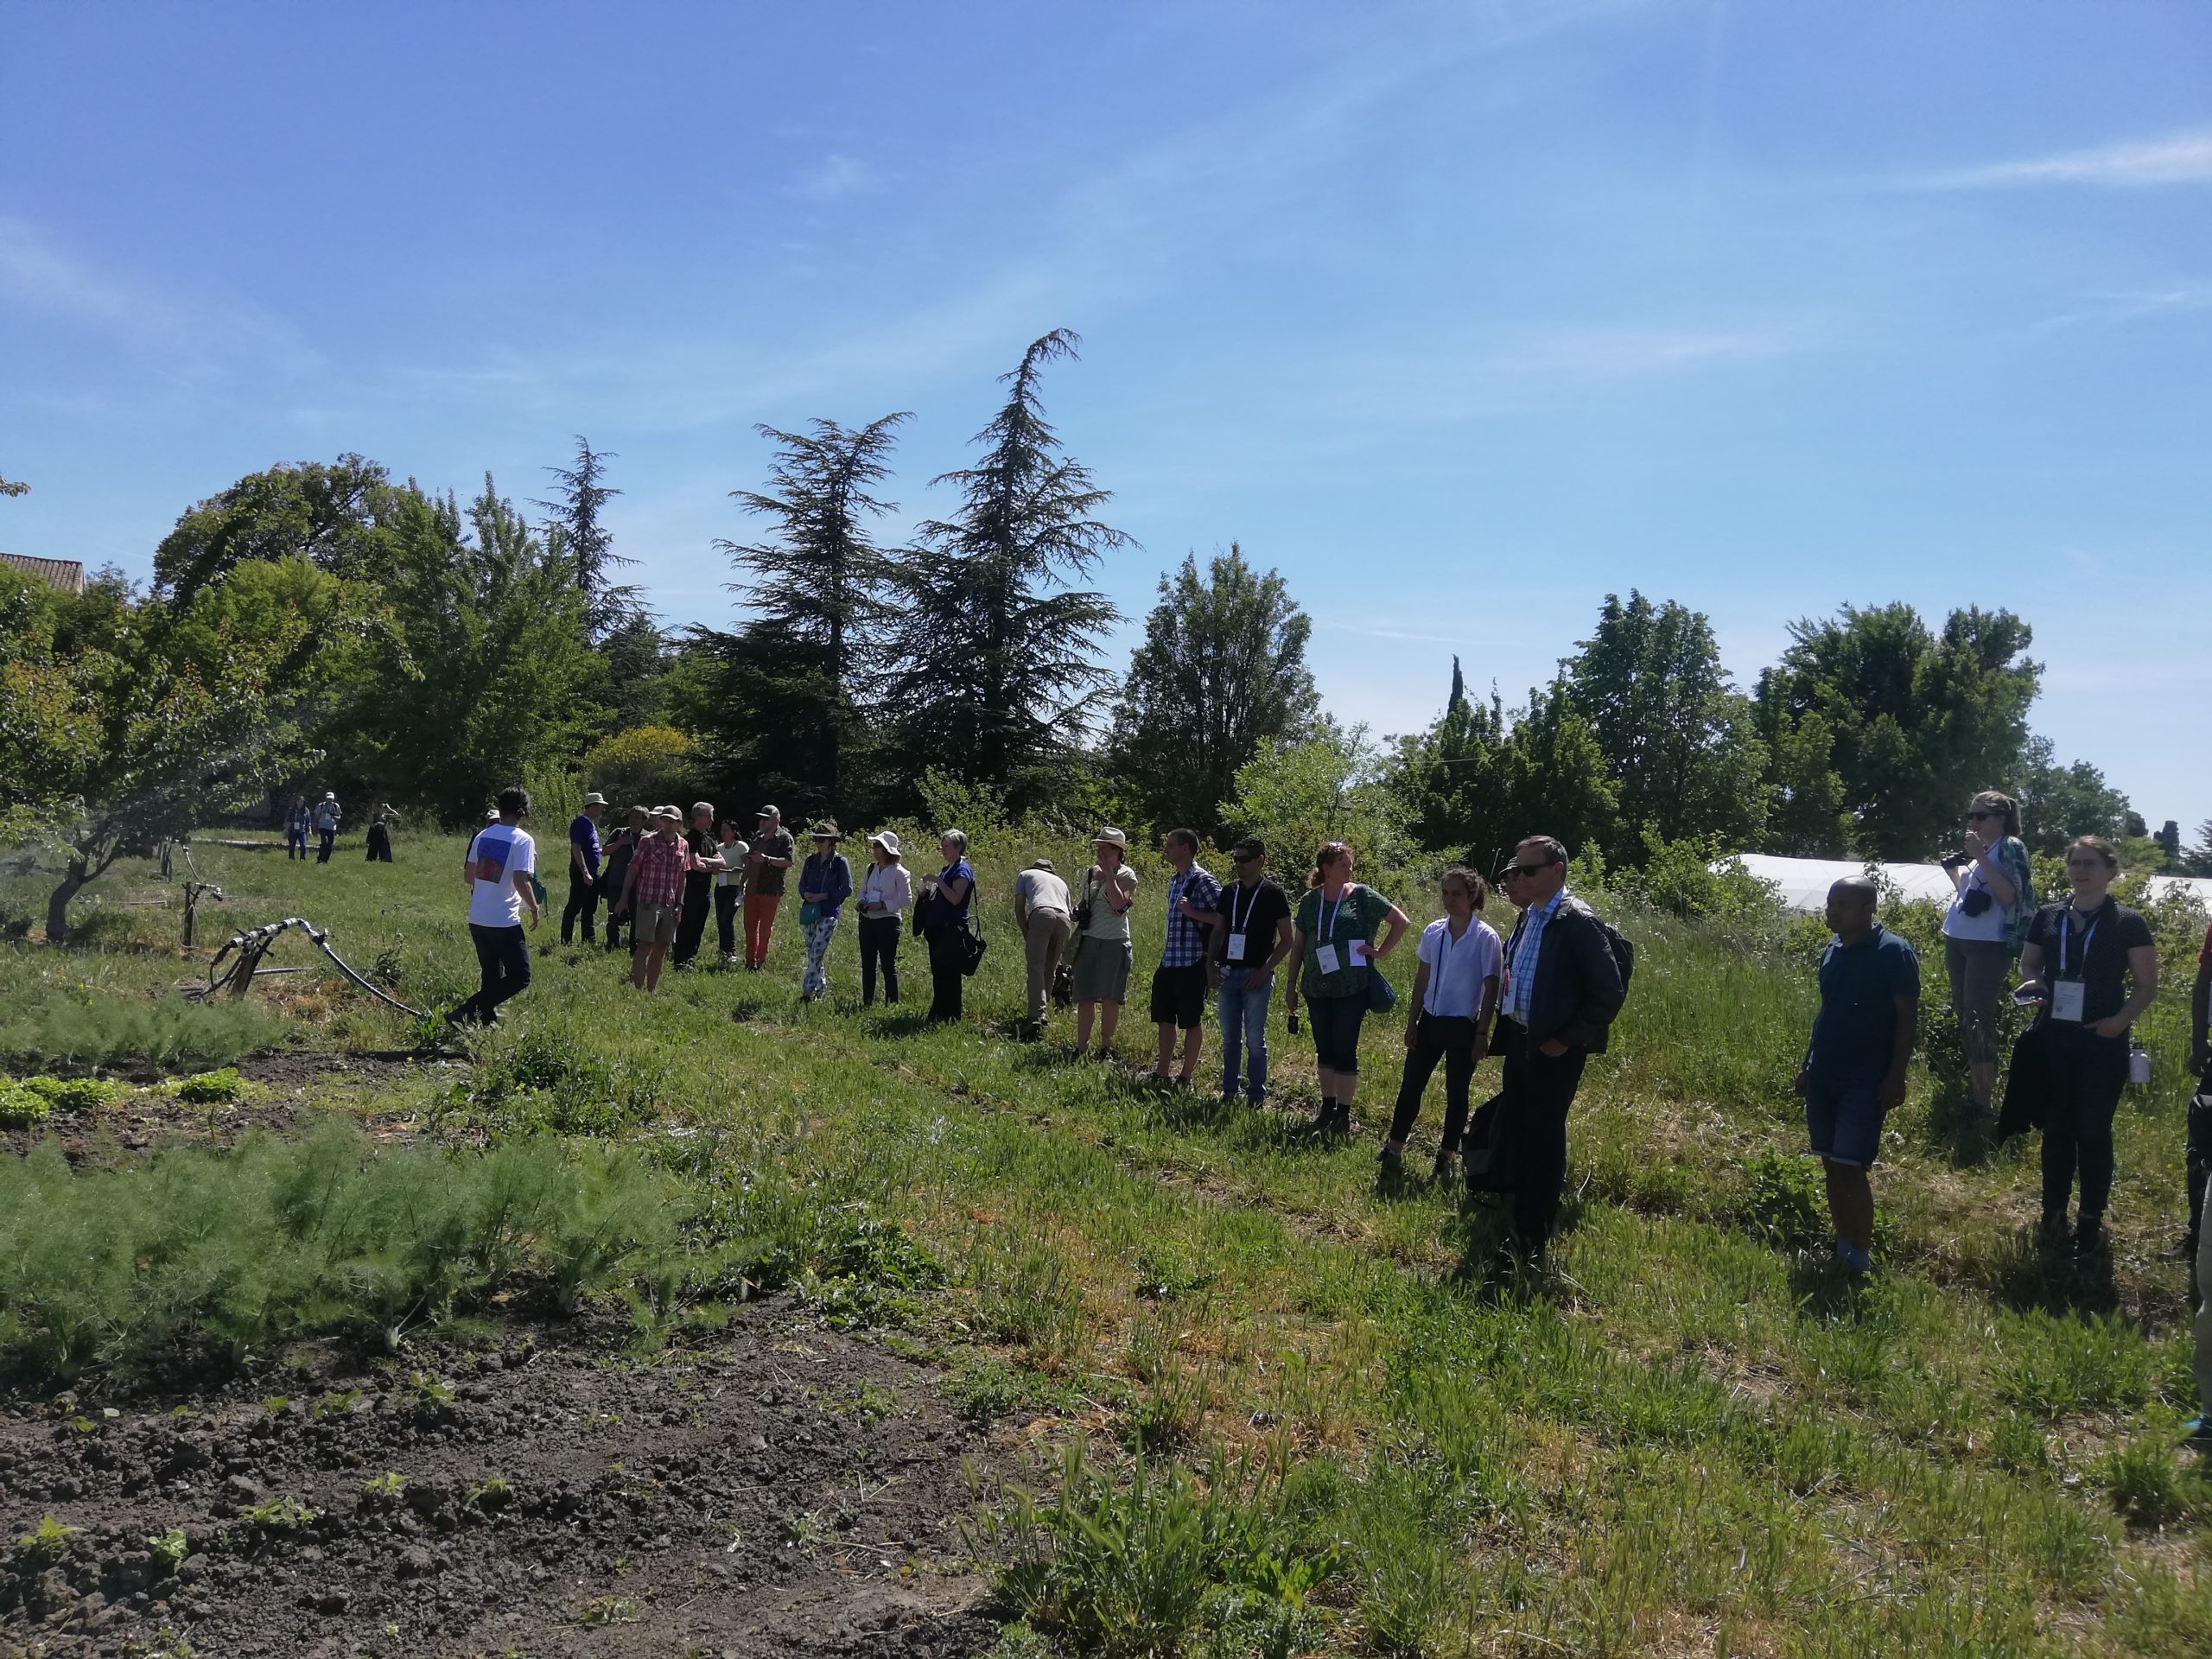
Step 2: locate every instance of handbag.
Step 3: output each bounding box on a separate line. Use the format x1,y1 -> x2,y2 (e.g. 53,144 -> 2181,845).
799,900 -> 823,925
1072,872 -> 1096,934
1997,1020 -> 2052,1141
1366,959 -> 1396,1013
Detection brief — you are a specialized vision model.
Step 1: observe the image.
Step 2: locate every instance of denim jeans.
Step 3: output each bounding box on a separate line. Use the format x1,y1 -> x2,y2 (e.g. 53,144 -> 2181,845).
1217,965 -> 1274,1101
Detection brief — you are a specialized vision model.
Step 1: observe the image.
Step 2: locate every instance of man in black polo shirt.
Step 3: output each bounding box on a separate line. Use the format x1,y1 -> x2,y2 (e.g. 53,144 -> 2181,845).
1797,876 -> 1918,1275
671,801 -> 727,969
1211,836 -> 1294,1106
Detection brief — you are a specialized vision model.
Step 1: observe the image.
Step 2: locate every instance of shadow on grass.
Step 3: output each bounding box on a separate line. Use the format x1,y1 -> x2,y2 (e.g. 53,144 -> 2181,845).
1978,1228 -> 2121,1319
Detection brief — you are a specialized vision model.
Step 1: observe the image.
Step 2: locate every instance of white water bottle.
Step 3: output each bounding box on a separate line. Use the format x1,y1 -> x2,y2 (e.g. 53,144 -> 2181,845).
2128,1046 -> 2152,1086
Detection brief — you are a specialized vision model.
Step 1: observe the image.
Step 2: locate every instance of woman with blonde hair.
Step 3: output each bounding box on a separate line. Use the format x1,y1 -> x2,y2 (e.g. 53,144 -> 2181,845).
1941,788 -> 2034,1117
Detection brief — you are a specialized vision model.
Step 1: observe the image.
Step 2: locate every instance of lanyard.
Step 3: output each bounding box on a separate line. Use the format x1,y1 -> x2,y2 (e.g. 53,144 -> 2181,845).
1228,881 -> 1260,935
2058,907 -> 2100,976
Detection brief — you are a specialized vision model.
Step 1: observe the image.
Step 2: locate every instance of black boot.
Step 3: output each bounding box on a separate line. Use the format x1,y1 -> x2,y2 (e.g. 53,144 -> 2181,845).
1309,1097 -> 1336,1133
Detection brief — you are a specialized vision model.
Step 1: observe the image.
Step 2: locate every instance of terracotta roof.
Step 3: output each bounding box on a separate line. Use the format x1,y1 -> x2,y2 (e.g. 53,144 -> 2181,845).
0,553 -> 85,594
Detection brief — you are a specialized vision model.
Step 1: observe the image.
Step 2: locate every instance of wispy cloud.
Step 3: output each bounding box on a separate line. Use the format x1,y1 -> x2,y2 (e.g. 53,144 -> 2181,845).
790,154 -> 881,201
1922,130 -> 2212,189
0,214 -> 322,385
2033,285 -> 2212,330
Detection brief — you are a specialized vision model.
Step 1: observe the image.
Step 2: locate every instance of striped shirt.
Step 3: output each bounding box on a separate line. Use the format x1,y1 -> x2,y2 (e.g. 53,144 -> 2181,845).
1502,887 -> 1565,1027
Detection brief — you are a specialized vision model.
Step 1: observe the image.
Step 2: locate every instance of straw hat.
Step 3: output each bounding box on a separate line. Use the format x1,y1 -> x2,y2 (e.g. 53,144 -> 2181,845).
1092,826 -> 1128,849
808,820 -> 843,840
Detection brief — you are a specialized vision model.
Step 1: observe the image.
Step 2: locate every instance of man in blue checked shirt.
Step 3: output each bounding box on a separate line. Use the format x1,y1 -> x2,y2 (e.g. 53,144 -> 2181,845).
1150,828 -> 1222,1085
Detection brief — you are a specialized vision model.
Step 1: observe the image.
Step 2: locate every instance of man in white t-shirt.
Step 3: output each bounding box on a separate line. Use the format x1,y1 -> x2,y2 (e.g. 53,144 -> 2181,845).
451,785 -> 540,1027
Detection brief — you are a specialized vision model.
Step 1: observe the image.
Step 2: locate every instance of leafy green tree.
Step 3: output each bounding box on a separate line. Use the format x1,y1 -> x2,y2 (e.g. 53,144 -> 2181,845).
588,608 -> 671,735
0,474 -> 27,497
1107,544 -> 1319,839
151,454 -> 401,605
1,560 -> 349,940
582,725 -> 698,809
1760,708 -> 1854,856
1389,673 -> 1618,875
885,331 -> 1126,813
1560,591 -> 1767,860
536,436 -> 633,642
1224,721 -> 1404,876
1755,602 -> 2039,860
2012,736 -> 2133,855
326,480 -> 594,824
2153,819 -> 2183,870
2187,820 -> 2212,877
696,414 -> 909,818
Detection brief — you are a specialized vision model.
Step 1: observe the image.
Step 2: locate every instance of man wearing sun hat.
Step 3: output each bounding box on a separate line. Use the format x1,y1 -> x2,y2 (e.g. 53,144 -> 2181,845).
561,792 -> 608,946
744,804 -> 796,969
618,805 -> 693,992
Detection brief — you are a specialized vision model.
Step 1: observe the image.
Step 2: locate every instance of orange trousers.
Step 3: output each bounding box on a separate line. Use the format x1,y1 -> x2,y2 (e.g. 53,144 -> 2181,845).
743,891 -> 781,968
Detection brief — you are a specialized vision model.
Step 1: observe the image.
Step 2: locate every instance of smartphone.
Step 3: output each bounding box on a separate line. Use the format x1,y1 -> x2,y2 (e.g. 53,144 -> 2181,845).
1287,1011 -> 1301,1035
2012,983 -> 2044,1006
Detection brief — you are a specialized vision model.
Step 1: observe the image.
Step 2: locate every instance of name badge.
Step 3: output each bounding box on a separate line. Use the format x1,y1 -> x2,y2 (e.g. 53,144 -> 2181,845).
1349,940 -> 1371,964
1315,944 -> 1340,975
1225,931 -> 1248,962
2050,980 -> 2086,1023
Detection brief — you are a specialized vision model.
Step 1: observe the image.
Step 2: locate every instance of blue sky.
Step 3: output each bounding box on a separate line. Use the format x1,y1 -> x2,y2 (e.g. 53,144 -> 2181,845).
3,0 -> 2208,836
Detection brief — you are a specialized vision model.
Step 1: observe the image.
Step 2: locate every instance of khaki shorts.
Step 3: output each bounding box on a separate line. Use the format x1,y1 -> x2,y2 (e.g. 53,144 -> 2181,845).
632,900 -> 678,945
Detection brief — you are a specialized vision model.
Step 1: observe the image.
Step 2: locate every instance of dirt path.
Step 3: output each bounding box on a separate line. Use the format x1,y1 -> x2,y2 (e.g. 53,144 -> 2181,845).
0,1308 -> 1007,1657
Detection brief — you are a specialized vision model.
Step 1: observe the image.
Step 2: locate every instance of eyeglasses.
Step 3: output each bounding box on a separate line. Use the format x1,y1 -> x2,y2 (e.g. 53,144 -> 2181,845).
1499,861 -> 1556,880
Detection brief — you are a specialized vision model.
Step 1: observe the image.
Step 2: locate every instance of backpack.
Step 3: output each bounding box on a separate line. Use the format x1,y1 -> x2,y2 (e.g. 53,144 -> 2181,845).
1562,896 -> 1635,1006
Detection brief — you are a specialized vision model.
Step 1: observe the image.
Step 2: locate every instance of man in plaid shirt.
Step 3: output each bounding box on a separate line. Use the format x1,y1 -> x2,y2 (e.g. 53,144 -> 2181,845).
619,804 -> 693,993
1150,828 -> 1222,1085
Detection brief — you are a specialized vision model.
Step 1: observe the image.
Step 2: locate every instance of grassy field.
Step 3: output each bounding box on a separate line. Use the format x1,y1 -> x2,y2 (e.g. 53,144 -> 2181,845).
2,824 -> 2208,1656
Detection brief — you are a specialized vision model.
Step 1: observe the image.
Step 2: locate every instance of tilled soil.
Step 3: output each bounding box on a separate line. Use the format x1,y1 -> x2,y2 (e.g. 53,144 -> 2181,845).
0,1309 -> 1007,1657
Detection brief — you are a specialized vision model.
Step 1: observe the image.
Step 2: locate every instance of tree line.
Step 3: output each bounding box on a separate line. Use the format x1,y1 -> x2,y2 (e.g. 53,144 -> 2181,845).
3,328 -> 2202,938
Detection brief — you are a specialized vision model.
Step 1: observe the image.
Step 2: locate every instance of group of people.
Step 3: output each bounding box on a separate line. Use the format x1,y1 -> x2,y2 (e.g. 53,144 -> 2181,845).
283,792 -> 399,863
438,783 -> 2195,1287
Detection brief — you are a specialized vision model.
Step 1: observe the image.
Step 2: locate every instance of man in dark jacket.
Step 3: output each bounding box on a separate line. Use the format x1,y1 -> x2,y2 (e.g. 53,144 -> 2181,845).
1468,835 -> 1626,1256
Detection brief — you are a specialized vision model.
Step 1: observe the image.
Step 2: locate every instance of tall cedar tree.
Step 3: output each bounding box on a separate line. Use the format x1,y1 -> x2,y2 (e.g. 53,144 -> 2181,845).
696,412 -> 910,820
887,331 -> 1127,812
1560,591 -> 1768,861
1754,602 -> 2038,859
1109,545 -> 1319,840
536,436 -> 634,642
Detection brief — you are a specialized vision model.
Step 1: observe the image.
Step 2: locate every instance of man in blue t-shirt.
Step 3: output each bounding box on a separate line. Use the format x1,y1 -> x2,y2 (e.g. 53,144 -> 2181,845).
1798,875 -> 1919,1275
562,792 -> 607,945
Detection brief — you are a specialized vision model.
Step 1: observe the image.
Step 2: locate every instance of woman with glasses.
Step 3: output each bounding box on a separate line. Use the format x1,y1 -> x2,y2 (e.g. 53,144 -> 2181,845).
1941,790 -> 2034,1118
2015,836 -> 2158,1254
1284,842 -> 1410,1136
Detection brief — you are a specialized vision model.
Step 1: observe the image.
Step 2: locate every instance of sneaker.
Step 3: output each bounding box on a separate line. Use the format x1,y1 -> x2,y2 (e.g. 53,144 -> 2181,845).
1329,1102 -> 1354,1136
2075,1219 -> 2108,1257
1836,1238 -> 1872,1276
1308,1102 -> 1336,1132
1431,1150 -> 1458,1183
1377,1143 -> 1404,1168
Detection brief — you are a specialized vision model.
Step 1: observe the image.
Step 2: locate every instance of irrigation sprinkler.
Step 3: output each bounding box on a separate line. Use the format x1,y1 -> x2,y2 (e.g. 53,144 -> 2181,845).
189,916 -> 429,1020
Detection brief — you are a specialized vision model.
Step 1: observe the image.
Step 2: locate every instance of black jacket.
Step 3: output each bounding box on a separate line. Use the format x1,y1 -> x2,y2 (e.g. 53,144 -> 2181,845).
1505,893 -> 1627,1055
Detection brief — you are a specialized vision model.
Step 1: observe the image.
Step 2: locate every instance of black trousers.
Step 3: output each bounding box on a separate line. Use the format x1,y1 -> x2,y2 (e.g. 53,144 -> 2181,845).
859,914 -> 902,1005
2038,1024 -> 2130,1224
562,868 -> 600,944
1466,1016 -> 1587,1243
456,923 -> 531,1025
1389,1013 -> 1481,1148
602,855 -> 632,952
715,886 -> 742,959
926,927 -> 964,1021
365,823 -> 392,862
2189,1083 -> 2212,1246
672,874 -> 713,967
316,827 -> 335,862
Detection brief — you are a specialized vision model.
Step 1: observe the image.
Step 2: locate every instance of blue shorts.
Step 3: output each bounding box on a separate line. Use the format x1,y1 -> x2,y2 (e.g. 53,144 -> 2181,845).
1805,1073 -> 1885,1169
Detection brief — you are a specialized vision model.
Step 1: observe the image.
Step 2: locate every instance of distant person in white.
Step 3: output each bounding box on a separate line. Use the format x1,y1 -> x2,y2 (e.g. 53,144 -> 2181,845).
451,785 -> 539,1027
1380,866 -> 1503,1179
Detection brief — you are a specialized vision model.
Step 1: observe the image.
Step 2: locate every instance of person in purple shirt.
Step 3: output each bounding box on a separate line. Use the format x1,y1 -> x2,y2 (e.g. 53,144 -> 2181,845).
562,793 -> 607,945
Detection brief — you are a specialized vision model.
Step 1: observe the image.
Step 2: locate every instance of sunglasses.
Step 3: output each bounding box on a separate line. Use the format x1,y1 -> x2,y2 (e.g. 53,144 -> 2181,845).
1499,861 -> 1556,880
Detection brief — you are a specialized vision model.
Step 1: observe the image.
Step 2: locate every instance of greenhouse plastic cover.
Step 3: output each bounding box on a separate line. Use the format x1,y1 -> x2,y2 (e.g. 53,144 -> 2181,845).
1724,855 -> 2212,917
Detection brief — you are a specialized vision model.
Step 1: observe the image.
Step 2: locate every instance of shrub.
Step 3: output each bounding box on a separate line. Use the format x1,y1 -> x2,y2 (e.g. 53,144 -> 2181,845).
0,1077 -> 51,1128
582,726 -> 697,812
0,1122 -> 700,1380
1738,1149 -> 1828,1249
173,1067 -> 244,1104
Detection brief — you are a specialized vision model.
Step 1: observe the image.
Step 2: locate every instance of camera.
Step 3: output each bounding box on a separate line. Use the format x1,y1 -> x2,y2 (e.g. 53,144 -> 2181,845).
1960,888 -> 1992,918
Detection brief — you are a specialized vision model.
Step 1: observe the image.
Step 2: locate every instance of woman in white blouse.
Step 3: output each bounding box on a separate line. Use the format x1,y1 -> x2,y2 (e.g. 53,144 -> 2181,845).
855,831 -> 912,1007
1380,866 -> 1503,1179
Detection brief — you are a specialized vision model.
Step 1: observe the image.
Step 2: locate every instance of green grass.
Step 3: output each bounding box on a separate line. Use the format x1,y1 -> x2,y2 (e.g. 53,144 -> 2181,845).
3,830 -> 2209,1653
